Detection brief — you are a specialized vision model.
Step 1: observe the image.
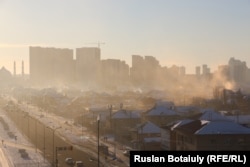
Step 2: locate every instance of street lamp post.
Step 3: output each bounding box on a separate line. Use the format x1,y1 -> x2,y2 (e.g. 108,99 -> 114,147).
97,114 -> 100,167
43,124 -> 46,162
82,113 -> 84,143
35,119 -> 37,153
114,119 -> 116,159
23,113 -> 30,138
47,126 -> 61,167
27,115 -> 30,138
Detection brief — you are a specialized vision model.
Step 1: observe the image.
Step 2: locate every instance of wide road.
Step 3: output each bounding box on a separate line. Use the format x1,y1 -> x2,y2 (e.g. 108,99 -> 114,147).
0,147 -> 11,167
5,108 -> 99,167
3,96 -> 129,167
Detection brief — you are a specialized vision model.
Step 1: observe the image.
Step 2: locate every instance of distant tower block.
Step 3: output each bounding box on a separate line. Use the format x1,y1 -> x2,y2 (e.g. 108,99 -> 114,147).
22,60 -> 24,76
14,61 -> 16,76
196,66 -> 200,76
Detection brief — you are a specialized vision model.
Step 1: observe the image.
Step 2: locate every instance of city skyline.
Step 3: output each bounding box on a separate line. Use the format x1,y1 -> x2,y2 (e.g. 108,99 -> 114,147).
1,45 -> 250,77
1,0 -> 250,74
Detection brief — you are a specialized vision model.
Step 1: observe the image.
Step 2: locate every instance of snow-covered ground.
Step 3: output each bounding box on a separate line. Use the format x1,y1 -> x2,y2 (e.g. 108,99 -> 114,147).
0,108 -> 51,167
2,96 -> 130,167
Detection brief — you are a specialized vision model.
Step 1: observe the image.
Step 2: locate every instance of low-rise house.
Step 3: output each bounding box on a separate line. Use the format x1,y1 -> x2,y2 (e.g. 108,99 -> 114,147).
175,106 -> 201,118
111,109 -> 141,144
226,115 -> 250,127
131,121 -> 161,150
174,120 -> 250,150
74,105 -> 109,133
145,101 -> 179,126
161,119 -> 193,150
199,108 -> 231,121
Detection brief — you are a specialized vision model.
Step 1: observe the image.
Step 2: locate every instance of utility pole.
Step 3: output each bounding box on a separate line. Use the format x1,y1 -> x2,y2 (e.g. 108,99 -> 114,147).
13,61 -> 16,76
22,60 -> 24,77
44,124 -> 46,162
108,104 -> 112,129
35,120 -> 37,153
47,126 -> 61,167
55,147 -> 58,167
97,114 -> 100,167
82,113 -> 84,144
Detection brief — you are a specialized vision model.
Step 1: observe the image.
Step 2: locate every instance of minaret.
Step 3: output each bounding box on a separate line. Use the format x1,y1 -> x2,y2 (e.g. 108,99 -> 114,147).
22,60 -> 24,77
13,61 -> 16,76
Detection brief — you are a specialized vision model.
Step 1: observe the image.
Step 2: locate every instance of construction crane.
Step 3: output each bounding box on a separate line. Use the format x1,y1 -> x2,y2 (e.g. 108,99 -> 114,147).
85,41 -> 105,48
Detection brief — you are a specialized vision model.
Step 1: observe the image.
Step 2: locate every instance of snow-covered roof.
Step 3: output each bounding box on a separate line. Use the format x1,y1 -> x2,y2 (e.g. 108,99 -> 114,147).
147,90 -> 168,99
155,100 -> 175,108
40,88 -> 66,99
175,106 -> 200,113
196,121 -> 250,135
225,115 -> 250,125
175,119 -> 250,135
138,122 -> 161,134
147,106 -> 177,116
112,110 -> 140,119
199,109 -> 231,121
200,108 -> 215,113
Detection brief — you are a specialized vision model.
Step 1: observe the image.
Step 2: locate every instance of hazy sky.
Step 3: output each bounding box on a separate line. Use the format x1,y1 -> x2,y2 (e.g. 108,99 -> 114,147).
0,0 -> 249,74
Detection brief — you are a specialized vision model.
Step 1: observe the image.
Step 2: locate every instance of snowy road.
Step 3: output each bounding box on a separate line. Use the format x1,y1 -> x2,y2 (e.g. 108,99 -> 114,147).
0,147 -> 11,167
2,95 -> 130,167
0,104 -> 50,167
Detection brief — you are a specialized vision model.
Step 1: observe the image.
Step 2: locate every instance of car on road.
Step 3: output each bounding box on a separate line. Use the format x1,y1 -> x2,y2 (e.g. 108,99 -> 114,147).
65,158 -> 74,165
74,161 -> 84,167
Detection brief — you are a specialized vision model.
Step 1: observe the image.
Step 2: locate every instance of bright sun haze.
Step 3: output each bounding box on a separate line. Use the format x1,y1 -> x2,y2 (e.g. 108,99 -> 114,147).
0,0 -> 249,74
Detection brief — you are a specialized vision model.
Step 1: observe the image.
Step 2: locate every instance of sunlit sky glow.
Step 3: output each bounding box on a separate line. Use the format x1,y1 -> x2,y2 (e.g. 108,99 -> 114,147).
0,0 -> 249,74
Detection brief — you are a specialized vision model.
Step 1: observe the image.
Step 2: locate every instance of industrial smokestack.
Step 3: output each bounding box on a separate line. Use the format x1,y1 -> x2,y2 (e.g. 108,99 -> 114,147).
13,61 -> 16,76
22,60 -> 24,76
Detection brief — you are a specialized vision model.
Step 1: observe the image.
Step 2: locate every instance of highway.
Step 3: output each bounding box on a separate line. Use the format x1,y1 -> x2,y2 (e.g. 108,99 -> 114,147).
0,147 -> 11,167
3,96 -> 129,167
0,107 -> 50,167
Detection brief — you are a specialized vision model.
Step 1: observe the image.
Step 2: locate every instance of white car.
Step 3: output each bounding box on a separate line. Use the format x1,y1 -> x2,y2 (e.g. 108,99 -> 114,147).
74,161 -> 84,167
65,158 -> 74,165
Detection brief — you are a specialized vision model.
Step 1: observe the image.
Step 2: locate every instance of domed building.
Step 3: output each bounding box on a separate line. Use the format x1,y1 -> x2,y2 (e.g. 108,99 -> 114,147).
0,67 -> 12,79
0,66 -> 13,88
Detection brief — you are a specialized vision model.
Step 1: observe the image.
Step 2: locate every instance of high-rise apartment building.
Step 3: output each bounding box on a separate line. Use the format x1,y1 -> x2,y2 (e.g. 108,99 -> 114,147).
228,57 -> 247,82
202,64 -> 210,76
101,59 -> 129,87
29,46 -> 74,86
195,66 -> 201,76
179,66 -> 186,76
131,55 -> 161,87
75,47 -> 101,85
130,55 -> 145,85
